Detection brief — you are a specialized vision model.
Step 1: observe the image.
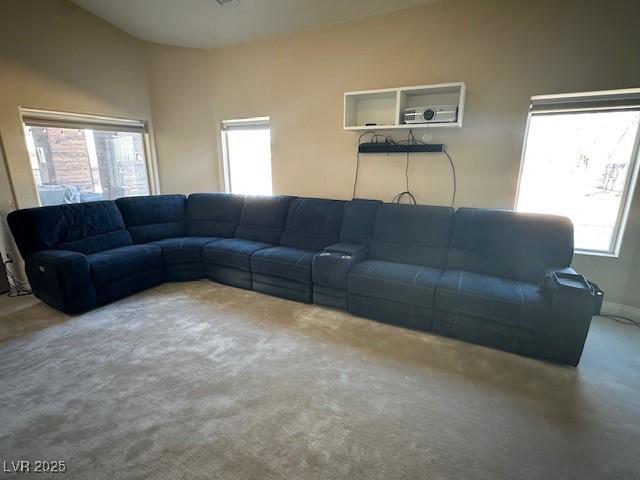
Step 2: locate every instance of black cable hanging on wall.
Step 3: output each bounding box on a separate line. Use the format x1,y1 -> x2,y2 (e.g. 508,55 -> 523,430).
352,129 -> 457,207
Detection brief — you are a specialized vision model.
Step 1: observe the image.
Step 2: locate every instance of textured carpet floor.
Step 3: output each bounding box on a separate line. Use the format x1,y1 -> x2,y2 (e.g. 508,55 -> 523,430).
0,280 -> 639,480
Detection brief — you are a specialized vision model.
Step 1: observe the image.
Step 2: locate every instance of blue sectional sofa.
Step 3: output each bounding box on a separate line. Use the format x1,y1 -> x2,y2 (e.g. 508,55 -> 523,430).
7,193 -> 600,365
203,194 -> 292,290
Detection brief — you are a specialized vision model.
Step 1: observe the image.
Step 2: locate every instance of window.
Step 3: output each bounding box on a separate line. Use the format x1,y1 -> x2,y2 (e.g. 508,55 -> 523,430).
516,90 -> 640,256
21,109 -> 151,206
221,117 -> 272,195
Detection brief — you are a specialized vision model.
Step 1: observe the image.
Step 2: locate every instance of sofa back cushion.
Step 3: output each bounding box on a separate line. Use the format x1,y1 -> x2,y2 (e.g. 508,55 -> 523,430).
280,198 -> 345,251
187,193 -> 245,237
447,208 -> 574,283
115,194 -> 187,243
7,201 -> 131,257
340,199 -> 382,244
235,195 -> 293,244
370,203 -> 453,268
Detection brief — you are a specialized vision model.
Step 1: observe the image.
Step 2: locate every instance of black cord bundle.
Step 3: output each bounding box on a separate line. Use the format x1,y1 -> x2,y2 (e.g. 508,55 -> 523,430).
351,131 -> 369,199
352,131 -> 395,199
352,129 -> 457,207
443,148 -> 457,208
390,130 -> 424,205
2,255 -> 32,297
390,151 -> 417,204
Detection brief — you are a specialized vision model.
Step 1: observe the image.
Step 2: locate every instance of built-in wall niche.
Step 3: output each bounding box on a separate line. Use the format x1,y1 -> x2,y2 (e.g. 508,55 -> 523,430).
344,82 -> 465,131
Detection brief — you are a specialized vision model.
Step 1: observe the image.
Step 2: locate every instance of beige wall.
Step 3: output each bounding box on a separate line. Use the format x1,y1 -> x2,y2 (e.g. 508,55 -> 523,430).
146,0 -> 640,309
0,0 -> 154,210
145,46 -> 218,195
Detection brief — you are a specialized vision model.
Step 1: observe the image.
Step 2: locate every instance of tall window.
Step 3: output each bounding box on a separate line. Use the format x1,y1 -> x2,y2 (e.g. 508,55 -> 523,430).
516,90 -> 640,256
221,117 -> 272,195
21,109 -> 151,206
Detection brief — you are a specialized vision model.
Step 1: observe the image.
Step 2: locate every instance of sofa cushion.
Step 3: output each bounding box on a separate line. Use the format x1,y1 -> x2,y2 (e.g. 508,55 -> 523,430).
251,246 -> 316,284
187,193 -> 245,237
88,244 -> 162,286
203,238 -> 272,272
235,195 -> 293,244
7,201 -> 131,257
348,259 -> 441,308
369,204 -> 453,268
340,199 -> 381,244
150,237 -> 219,265
115,195 -> 187,243
279,198 -> 345,251
447,208 -> 574,283
435,269 -> 551,332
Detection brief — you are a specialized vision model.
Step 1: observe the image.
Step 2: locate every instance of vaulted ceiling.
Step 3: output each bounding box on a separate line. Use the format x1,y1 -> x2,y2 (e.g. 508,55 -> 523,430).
71,0 -> 440,49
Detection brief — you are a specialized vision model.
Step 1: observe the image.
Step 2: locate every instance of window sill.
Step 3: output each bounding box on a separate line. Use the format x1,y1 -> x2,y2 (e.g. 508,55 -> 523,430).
575,250 -> 619,259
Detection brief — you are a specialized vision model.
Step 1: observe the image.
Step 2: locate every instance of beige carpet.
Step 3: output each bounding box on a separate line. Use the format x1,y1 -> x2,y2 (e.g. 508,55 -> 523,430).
0,280 -> 639,480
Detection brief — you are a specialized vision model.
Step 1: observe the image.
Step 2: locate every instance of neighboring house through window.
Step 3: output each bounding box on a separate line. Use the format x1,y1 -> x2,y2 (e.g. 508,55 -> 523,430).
21,109 -> 152,206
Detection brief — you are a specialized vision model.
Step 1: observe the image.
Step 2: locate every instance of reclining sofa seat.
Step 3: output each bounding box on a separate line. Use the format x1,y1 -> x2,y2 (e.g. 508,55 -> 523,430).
251,197 -> 345,302
348,203 -> 454,330
312,199 -> 381,309
433,208 -> 589,365
202,195 -> 293,289
116,193 -> 246,282
182,192 -> 246,281
7,201 -> 162,313
115,194 -> 207,281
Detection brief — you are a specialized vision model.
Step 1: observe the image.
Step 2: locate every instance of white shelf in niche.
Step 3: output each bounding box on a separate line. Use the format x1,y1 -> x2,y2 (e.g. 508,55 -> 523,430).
344,82 -> 465,131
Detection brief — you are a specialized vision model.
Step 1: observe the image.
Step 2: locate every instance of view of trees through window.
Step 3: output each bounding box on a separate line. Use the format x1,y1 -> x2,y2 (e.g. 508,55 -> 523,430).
516,109 -> 640,254
23,125 -> 150,206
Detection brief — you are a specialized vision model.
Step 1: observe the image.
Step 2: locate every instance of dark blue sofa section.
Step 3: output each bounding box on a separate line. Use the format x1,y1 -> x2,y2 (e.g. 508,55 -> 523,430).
115,194 -> 212,281
7,194 -> 598,365
115,194 -> 187,243
433,208 -> 582,364
203,195 -> 292,289
251,197 -> 345,302
187,193 -> 245,237
312,199 -> 381,309
348,204 -> 454,331
7,201 -> 162,313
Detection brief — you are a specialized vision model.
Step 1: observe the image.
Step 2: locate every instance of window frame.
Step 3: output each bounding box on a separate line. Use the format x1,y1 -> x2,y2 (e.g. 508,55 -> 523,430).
220,116 -> 272,195
19,107 -> 159,206
514,91 -> 640,257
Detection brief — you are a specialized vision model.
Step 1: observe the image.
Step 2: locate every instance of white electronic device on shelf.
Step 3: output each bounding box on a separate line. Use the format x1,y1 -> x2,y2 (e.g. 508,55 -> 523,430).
404,105 -> 458,124
343,82 -> 465,130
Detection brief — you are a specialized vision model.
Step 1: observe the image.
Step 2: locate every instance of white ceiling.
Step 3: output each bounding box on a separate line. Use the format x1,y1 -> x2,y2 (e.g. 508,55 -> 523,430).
71,0 -> 439,49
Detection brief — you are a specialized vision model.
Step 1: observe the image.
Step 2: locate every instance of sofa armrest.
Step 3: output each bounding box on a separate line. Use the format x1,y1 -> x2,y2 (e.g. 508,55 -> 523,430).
312,244 -> 369,290
541,268 -> 600,366
323,242 -> 368,256
541,266 -> 577,281
25,250 -> 97,314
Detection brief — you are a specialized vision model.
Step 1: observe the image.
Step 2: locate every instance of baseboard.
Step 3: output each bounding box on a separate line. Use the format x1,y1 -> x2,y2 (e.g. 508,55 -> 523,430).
601,301 -> 640,322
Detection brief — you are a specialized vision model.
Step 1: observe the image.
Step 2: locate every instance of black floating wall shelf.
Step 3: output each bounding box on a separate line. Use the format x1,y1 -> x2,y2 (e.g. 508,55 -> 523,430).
358,143 -> 444,154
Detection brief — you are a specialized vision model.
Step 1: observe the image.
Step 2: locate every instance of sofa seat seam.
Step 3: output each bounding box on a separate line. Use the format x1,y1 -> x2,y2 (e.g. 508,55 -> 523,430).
437,288 -> 546,308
